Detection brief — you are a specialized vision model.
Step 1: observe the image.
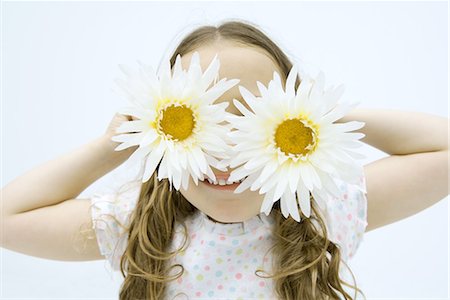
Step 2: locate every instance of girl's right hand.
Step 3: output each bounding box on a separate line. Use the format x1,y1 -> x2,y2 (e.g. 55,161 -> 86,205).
103,112 -> 139,160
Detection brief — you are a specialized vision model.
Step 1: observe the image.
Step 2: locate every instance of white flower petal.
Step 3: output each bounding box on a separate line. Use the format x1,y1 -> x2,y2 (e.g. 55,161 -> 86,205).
293,76 -> 313,111
321,101 -> 360,124
201,54 -> 220,91
330,120 -> 366,133
309,71 -> 325,103
140,130 -> 159,147
272,166 -> 289,201
308,150 -> 337,174
260,169 -> 282,194
142,142 -> 166,182
238,85 -> 263,114
112,132 -> 145,151
115,52 -> 238,189
234,171 -> 260,194
310,189 -> 327,212
252,160 -> 278,189
280,191 -> 289,219
228,165 -> 256,182
285,64 -> 299,99
188,51 -> 202,80
232,140 -> 265,152
335,139 -> 365,149
299,163 -> 314,191
187,153 -> 202,180
288,163 -> 300,193
343,149 -> 367,160
190,168 -> 199,186
303,162 -> 322,189
204,164 -> 216,181
198,78 -> 240,105
256,81 -> 269,99
232,99 -> 253,117
269,71 -> 284,95
204,154 -> 223,171
243,155 -> 271,171
111,131 -> 141,143
136,60 -> 161,95
319,83 -> 345,116
285,190 -> 301,222
297,181 -> 311,218
126,144 -> 151,166
202,142 -> 227,153
172,54 -> 184,80
117,106 -> 156,121
261,188 -> 276,216
157,151 -> 169,180
116,120 -> 148,133
177,149 -> 188,169
229,149 -> 265,168
172,167 -> 182,190
169,148 -> 182,172
192,147 -> 207,174
181,169 -> 190,190
317,173 -> 342,199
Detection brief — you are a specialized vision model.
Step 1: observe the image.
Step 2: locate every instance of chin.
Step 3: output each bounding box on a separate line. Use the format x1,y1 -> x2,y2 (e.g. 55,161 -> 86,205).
179,177 -> 263,223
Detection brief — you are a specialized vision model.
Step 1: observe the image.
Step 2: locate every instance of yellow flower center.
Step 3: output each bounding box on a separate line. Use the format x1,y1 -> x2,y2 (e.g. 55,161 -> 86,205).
274,118 -> 316,156
159,104 -> 195,141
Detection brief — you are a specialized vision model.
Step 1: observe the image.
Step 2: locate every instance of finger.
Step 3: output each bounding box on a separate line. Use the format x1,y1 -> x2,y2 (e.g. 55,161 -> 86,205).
118,113 -> 133,121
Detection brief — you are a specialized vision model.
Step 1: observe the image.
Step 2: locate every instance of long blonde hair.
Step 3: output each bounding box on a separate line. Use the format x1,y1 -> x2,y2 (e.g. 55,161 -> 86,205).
104,20 -> 366,300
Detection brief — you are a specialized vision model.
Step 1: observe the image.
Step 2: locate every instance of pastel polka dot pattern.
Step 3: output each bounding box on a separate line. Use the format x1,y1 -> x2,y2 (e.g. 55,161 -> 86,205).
160,209 -> 278,299
321,173 -> 369,261
90,173 -> 368,298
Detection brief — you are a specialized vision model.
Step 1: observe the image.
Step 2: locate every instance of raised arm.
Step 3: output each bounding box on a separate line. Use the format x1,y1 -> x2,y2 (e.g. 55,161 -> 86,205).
1,113 -> 138,260
338,108 -> 449,232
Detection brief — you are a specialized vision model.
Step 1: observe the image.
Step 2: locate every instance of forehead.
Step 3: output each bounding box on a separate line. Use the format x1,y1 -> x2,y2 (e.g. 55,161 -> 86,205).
179,43 -> 284,99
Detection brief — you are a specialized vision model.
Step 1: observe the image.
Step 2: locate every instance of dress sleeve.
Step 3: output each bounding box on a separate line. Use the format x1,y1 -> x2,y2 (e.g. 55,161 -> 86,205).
90,185 -> 140,272
324,173 -> 368,262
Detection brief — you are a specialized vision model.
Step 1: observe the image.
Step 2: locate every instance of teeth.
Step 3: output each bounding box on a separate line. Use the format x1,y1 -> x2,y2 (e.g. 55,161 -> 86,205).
226,178 -> 243,184
205,176 -> 248,186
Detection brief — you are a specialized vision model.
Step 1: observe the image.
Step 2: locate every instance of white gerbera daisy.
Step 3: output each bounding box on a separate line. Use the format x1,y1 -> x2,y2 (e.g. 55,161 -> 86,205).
226,67 -> 366,222
111,51 -> 239,190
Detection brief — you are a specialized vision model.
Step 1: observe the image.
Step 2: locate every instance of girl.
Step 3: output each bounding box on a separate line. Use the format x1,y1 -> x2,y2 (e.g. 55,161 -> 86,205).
2,20 -> 448,300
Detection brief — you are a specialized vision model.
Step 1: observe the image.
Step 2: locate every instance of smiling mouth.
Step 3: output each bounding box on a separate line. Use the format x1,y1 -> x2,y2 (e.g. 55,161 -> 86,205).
202,175 -> 249,186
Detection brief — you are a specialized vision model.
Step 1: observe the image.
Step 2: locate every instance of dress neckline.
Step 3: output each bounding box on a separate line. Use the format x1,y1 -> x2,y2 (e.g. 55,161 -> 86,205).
195,209 -> 274,236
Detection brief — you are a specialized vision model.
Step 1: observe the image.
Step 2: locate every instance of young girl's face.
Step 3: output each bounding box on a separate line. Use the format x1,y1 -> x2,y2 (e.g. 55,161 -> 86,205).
178,42 -> 285,223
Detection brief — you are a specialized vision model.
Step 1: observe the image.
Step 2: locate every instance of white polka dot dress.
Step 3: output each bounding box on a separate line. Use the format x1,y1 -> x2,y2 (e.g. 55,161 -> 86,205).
164,209 -> 278,299
323,174 -> 369,261
90,174 -> 368,299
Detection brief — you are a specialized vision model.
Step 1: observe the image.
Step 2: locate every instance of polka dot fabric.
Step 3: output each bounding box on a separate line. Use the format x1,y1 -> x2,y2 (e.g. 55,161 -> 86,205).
164,210 -> 278,299
321,173 -> 369,262
90,173 -> 368,299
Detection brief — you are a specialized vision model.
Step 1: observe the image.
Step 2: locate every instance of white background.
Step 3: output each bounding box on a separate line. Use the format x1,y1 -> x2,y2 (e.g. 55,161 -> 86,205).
2,1 -> 448,299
